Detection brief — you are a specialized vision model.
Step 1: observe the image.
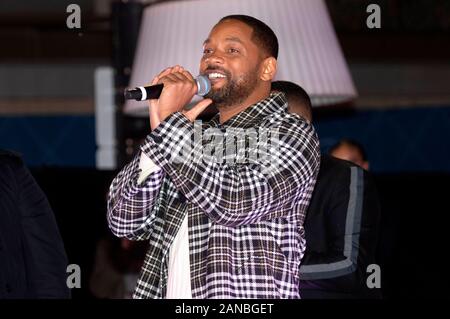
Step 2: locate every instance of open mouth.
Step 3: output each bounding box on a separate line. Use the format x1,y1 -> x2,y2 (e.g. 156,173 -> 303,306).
204,70 -> 228,85
207,72 -> 227,80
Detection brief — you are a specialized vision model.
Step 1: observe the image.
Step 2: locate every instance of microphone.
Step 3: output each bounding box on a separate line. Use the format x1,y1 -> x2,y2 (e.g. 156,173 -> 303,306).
124,75 -> 211,101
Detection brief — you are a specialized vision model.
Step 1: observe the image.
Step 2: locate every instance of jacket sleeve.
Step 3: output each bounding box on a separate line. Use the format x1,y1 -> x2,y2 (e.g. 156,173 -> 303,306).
300,165 -> 381,295
140,111 -> 320,227
15,159 -> 71,298
107,152 -> 165,240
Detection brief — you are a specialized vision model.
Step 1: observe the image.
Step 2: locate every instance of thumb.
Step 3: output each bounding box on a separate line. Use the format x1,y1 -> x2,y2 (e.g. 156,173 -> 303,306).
182,98 -> 213,122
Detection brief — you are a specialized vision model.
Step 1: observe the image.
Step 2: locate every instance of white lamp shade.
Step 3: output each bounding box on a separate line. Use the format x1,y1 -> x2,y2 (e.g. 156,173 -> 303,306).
124,0 -> 357,115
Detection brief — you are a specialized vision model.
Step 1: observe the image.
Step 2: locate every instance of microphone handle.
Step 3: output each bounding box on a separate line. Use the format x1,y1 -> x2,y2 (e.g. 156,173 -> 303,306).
124,75 -> 210,101
123,84 -> 164,101
143,83 -> 164,100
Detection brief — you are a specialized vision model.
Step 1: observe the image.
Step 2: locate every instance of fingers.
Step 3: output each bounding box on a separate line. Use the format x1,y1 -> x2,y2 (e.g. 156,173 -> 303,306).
181,69 -> 195,82
150,74 -> 159,86
148,66 -> 172,87
182,98 -> 213,122
148,65 -> 190,131
164,72 -> 185,82
147,65 -> 195,120
174,66 -> 195,82
157,65 -> 195,84
157,66 -> 176,80
154,66 -> 196,96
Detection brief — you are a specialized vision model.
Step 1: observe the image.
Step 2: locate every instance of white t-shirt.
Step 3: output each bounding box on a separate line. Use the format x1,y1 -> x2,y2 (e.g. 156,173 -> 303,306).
138,152 -> 192,298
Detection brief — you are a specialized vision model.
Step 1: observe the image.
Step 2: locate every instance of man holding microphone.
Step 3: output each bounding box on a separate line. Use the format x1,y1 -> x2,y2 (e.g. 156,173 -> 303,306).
107,15 -> 320,299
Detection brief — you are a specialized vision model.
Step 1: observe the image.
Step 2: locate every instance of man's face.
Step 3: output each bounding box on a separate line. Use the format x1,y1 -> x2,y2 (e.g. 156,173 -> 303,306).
200,19 -> 262,108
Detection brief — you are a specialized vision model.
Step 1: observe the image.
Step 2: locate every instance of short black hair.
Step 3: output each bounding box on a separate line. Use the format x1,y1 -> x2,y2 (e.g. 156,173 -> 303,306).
219,15 -> 279,59
271,80 -> 312,122
329,139 -> 368,161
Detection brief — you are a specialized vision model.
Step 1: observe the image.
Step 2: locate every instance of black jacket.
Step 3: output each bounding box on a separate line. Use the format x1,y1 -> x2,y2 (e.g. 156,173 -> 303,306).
299,155 -> 382,298
0,150 -> 70,298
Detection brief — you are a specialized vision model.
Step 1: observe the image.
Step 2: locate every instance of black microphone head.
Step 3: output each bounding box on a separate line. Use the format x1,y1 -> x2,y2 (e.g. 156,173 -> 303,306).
124,89 -> 135,100
196,75 -> 211,96
124,87 -> 145,101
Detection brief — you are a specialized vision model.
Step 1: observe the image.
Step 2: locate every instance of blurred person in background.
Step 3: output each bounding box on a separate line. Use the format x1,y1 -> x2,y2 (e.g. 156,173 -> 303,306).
329,139 -> 369,171
89,236 -> 148,299
272,81 -> 381,298
0,149 -> 70,299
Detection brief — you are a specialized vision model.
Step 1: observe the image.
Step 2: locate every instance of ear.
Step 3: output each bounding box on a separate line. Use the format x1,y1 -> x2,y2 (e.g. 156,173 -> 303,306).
260,57 -> 277,82
362,161 -> 370,171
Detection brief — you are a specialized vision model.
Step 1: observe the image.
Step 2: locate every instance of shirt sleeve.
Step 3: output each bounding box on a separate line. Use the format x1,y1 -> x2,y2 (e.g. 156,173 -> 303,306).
140,111 -> 320,227
138,152 -> 161,184
107,151 -> 165,240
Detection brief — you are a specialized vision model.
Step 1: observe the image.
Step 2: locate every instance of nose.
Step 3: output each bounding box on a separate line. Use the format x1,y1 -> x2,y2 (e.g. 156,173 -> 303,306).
204,52 -> 224,65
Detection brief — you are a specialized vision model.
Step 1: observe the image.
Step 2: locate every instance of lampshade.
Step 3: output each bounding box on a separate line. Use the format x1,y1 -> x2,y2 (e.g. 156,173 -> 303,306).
124,0 -> 357,115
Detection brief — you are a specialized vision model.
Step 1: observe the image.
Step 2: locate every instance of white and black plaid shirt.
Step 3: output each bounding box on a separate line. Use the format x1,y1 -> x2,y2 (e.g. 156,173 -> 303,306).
107,92 -> 320,298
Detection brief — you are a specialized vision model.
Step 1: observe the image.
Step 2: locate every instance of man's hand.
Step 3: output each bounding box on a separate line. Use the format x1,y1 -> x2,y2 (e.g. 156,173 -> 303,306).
148,65 -> 212,130
181,99 -> 213,123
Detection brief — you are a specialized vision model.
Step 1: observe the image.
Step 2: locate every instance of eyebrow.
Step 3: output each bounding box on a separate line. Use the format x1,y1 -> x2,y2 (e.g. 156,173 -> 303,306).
203,37 -> 244,46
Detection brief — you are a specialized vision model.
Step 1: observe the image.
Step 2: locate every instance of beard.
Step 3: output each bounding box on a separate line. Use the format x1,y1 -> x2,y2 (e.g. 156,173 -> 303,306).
204,66 -> 259,109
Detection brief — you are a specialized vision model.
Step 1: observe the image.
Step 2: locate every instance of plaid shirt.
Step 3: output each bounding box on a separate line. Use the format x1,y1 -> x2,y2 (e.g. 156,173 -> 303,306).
107,92 -> 320,298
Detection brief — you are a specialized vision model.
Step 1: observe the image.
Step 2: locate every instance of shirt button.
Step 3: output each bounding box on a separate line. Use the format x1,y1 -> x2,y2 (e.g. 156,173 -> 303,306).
153,135 -> 163,144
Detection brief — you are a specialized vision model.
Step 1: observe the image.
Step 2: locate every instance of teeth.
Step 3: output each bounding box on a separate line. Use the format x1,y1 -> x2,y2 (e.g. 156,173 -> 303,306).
208,72 -> 226,79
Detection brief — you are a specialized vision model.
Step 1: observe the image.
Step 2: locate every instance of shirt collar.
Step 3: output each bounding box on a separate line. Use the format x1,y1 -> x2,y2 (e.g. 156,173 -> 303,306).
208,92 -> 288,129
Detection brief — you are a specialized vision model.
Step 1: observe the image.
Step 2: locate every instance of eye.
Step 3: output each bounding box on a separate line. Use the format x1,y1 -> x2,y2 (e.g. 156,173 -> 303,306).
203,48 -> 213,55
228,48 -> 240,54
